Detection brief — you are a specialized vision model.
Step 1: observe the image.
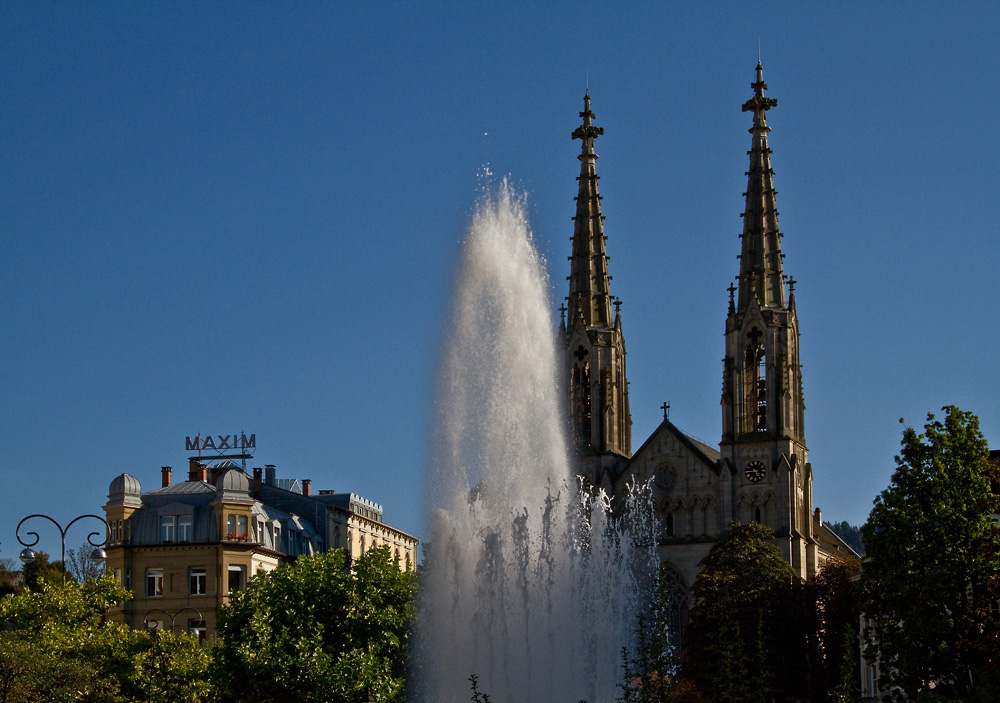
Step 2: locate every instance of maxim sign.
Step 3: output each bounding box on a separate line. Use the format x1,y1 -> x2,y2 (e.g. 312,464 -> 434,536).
185,433 -> 256,452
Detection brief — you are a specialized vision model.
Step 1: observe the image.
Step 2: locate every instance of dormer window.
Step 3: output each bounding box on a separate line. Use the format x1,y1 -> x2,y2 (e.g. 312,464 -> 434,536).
160,517 -> 176,543
178,516 -> 192,543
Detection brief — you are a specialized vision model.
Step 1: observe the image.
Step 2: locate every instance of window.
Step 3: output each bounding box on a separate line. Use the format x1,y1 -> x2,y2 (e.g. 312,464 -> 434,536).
228,566 -> 244,593
188,619 -> 207,643
227,515 -> 236,535
743,327 -> 767,433
178,515 -> 193,542
160,516 -> 175,543
146,568 -> 164,597
237,515 -> 248,537
125,568 -> 131,592
189,568 -> 206,595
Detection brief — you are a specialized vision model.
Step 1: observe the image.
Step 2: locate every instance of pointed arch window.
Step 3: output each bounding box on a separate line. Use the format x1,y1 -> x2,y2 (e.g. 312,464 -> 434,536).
743,327 -> 767,433
571,348 -> 592,448
658,563 -> 689,649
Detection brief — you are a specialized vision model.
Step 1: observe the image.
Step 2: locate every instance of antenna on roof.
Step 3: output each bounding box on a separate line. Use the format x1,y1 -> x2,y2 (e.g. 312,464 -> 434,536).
758,37 -> 761,64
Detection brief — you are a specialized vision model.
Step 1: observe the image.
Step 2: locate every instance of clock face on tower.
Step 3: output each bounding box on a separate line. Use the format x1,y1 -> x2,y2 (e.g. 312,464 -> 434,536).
745,460 -> 766,482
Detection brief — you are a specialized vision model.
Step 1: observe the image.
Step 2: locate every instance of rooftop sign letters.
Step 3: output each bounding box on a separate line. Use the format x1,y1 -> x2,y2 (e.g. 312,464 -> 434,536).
185,433 -> 256,452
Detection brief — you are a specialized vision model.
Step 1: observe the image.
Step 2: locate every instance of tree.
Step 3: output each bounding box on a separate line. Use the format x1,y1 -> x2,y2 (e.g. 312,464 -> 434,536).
682,521 -> 797,703
0,574 -> 212,702
813,558 -> 862,703
65,541 -> 106,582
19,551 -> 68,590
213,546 -> 417,703
861,406 -> 1000,701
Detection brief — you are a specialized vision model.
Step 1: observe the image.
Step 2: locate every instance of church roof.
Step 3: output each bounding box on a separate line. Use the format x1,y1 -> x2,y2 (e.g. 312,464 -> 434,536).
626,418 -> 721,476
814,517 -> 862,561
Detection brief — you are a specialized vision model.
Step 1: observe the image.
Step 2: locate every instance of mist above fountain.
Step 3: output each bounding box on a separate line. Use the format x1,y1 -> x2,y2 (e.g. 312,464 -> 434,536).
418,180 -> 655,703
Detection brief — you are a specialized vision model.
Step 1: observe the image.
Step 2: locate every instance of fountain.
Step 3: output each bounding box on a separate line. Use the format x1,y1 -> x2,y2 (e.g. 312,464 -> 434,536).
418,180 -> 657,703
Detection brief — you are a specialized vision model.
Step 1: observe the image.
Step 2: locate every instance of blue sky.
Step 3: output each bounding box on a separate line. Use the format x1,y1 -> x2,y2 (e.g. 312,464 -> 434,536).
2,2 -> 998,559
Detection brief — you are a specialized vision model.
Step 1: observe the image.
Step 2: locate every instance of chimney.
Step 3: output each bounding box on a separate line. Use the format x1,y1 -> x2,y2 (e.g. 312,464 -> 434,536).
265,465 -> 276,486
814,507 -> 822,525
188,458 -> 208,483
161,466 -> 172,487
253,467 -> 262,494
302,479 -> 311,496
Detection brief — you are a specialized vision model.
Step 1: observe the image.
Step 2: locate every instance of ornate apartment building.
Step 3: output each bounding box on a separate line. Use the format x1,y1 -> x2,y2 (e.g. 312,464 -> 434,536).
103,458 -> 417,638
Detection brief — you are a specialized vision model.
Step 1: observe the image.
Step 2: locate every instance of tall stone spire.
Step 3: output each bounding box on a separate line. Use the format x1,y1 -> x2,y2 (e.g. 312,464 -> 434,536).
737,62 -> 785,311
564,94 -> 631,488
721,64 -> 813,578
567,93 -> 614,328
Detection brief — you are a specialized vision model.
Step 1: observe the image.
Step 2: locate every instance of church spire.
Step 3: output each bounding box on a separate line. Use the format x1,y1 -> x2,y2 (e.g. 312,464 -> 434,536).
737,62 -> 785,311
568,93 -> 614,328
564,94 -> 631,484
721,62 -> 811,578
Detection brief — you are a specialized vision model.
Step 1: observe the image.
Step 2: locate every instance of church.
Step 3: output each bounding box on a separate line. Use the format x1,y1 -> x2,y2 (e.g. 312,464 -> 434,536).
561,63 -> 855,608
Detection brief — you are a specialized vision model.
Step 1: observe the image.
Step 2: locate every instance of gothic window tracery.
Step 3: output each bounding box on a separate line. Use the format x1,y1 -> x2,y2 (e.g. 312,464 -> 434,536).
658,563 -> 689,649
743,326 -> 767,433
571,354 -> 592,448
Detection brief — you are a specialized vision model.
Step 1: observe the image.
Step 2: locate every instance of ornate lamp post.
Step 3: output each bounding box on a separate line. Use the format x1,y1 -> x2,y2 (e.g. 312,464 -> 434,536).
143,607 -> 205,637
16,513 -> 110,583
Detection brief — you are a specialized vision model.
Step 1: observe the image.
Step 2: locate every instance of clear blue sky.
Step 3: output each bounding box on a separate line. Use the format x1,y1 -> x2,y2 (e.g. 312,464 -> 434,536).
2,2 -> 998,559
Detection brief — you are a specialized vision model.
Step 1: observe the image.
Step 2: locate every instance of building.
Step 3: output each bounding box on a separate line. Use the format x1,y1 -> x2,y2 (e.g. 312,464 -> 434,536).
103,457 -> 417,638
562,63 -> 856,610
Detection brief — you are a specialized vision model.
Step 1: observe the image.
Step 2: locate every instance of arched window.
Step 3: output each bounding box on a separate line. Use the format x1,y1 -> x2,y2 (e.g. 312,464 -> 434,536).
754,506 -> 762,524
572,352 -> 593,449
743,327 -> 767,433
658,563 -> 689,650
665,512 -> 674,537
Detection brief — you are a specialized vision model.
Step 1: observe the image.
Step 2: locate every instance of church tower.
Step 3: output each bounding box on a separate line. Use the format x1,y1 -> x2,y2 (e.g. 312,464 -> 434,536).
720,64 -> 816,578
562,94 -> 632,490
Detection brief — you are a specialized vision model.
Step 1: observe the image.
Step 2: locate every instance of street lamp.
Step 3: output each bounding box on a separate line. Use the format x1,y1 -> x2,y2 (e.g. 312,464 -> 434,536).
144,607 -> 205,637
16,513 -> 110,583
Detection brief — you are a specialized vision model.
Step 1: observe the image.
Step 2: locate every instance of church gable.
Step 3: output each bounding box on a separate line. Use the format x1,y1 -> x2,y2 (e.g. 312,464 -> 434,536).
615,421 -> 723,541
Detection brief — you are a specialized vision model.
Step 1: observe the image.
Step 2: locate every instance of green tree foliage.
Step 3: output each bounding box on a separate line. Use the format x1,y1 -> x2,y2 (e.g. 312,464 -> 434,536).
19,551 -> 68,590
682,521 -> 796,703
813,558 -> 862,703
861,406 -> 1000,701
214,545 -> 417,703
0,575 -> 211,702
